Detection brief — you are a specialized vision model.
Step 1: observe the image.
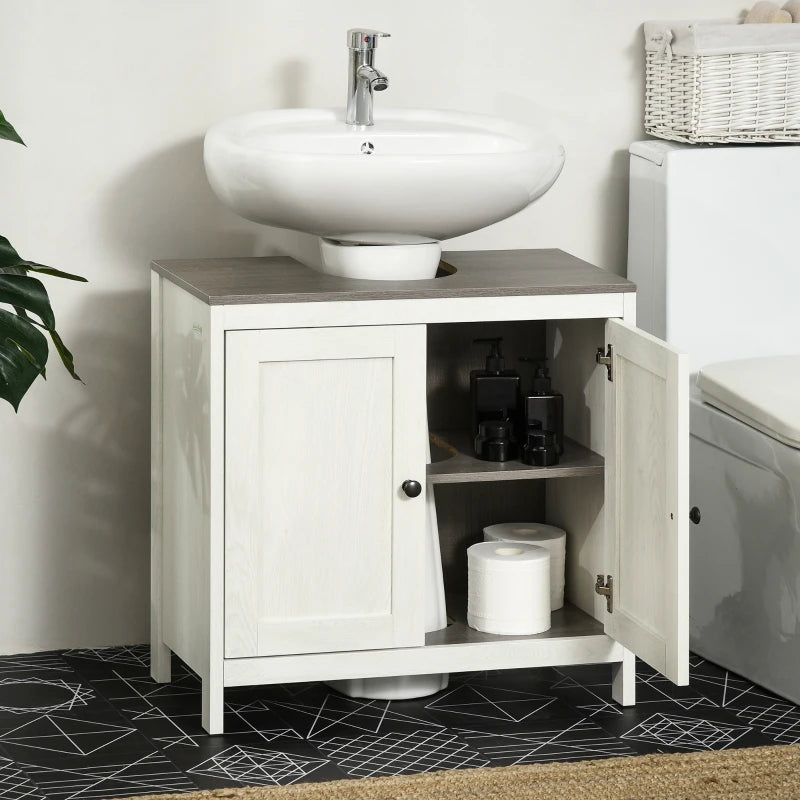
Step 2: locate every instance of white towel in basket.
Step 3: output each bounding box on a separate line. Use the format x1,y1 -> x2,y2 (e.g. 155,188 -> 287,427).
783,1 -> 800,22
745,2 -> 792,23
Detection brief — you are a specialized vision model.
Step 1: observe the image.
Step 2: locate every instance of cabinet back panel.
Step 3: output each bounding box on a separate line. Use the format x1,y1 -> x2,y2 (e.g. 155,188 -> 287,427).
427,320 -> 545,432
427,321 -> 546,594
434,482 -> 546,595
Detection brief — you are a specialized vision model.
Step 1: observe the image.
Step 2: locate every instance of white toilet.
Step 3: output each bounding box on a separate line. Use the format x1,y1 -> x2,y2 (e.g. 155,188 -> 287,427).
628,140 -> 800,704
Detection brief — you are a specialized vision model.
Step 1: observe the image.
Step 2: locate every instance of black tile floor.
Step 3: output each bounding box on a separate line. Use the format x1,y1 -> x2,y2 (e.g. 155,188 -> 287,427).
0,646 -> 797,798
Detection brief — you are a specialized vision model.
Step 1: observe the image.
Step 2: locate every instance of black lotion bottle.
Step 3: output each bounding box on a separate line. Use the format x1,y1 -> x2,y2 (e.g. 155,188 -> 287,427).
520,358 -> 564,458
470,337 -> 521,461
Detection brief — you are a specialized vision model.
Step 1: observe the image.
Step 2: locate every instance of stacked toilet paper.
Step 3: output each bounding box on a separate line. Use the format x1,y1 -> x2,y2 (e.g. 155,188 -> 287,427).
467,542 -> 551,635
484,523 -> 566,610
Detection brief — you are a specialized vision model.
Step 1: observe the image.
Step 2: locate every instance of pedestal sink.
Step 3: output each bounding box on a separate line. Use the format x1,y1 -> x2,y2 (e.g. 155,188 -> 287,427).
204,107 -> 565,280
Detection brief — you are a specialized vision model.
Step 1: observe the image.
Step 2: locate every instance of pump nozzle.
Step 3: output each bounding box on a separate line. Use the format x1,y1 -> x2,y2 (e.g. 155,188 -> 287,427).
474,337 -> 505,374
520,356 -> 552,393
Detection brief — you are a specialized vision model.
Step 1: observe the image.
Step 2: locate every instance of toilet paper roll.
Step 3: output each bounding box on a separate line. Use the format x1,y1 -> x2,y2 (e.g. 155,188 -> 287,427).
484,523 -> 566,611
467,542 -> 551,636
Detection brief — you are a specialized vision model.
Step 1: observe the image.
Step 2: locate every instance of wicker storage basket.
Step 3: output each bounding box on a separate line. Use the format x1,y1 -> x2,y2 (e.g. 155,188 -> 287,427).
645,19 -> 800,143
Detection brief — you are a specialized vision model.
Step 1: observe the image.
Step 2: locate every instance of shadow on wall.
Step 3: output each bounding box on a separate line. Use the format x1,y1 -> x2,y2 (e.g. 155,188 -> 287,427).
590,28 -> 645,276
101,134 -> 322,267
101,137 -> 263,262
277,59 -> 310,108
26,289 -> 151,648
599,148 -> 632,276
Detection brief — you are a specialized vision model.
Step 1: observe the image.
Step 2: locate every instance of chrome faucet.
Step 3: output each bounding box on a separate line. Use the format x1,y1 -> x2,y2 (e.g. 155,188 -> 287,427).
346,28 -> 390,126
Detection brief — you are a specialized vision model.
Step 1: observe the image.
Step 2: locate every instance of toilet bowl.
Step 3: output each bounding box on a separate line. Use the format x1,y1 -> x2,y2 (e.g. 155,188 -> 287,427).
690,359 -> 800,704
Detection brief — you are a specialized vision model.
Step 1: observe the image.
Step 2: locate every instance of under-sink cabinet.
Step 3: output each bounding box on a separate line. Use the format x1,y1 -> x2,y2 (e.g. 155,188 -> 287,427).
150,250 -> 689,734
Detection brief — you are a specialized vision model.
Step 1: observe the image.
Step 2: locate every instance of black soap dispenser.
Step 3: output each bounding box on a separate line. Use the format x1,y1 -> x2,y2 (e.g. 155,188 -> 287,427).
470,338 -> 521,462
520,358 -> 564,461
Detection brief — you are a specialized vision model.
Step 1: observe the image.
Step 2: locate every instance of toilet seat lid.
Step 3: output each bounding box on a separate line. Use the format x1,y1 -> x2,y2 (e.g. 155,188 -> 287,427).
697,356 -> 800,449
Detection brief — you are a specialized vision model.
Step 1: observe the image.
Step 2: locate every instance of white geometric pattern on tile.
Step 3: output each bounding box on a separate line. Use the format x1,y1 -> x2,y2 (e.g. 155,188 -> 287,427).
130,707 -> 199,750
551,667 -> 716,716
0,715 -> 137,756
0,679 -> 94,715
425,684 -> 557,723
19,752 -> 195,800
548,674 -> 622,717
93,671 -> 302,750
317,729 -> 488,777
690,663 -> 778,710
621,713 -> 751,750
273,694 -> 443,740
189,746 -> 328,786
0,758 -> 43,800
458,719 -> 633,764
63,646 -> 150,670
0,656 -> 70,678
92,671 -> 199,709
634,671 -> 718,711
223,700 -> 302,743
735,704 -> 800,745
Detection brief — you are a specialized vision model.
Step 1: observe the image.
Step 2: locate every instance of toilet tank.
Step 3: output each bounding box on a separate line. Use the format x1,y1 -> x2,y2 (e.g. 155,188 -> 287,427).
627,141 -> 800,374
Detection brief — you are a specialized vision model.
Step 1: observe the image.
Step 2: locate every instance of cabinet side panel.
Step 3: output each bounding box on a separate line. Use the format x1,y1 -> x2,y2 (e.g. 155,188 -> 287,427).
548,319 -> 606,456
161,281 -> 211,676
547,477 -> 606,622
151,272 -> 170,682
547,319 -> 608,621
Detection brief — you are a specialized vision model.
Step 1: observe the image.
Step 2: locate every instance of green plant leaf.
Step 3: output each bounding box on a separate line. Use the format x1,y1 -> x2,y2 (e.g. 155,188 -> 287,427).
0,235 -> 25,270
0,308 -> 48,370
0,307 -> 48,410
0,274 -> 56,329
47,327 -> 81,381
12,262 -> 87,282
0,235 -> 86,281
0,269 -> 84,404
0,109 -> 24,146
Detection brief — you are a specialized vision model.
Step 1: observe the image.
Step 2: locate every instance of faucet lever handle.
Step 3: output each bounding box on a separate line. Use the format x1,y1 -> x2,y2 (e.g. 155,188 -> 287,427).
347,28 -> 390,49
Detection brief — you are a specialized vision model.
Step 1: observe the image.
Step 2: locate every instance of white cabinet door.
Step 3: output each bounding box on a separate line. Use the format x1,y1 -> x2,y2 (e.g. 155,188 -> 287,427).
603,319 -> 690,684
224,325 -> 427,658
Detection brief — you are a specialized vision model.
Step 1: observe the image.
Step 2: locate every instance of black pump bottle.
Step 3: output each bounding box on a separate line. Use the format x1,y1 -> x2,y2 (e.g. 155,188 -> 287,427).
470,338 -> 521,461
520,357 -> 564,457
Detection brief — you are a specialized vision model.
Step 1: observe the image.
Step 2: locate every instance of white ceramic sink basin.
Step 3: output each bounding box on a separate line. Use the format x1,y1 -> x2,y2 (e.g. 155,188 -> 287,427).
204,108 -> 565,279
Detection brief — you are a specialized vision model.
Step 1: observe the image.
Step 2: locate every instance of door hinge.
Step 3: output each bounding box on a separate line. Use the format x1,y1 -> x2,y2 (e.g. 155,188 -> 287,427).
596,344 -> 613,382
595,574 -> 613,613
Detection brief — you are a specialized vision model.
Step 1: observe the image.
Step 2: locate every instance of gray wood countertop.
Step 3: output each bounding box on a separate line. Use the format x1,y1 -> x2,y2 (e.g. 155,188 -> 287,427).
151,249 -> 634,306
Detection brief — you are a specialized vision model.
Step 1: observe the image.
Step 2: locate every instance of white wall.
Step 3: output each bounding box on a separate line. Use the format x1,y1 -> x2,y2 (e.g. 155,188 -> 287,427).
0,0 -> 738,654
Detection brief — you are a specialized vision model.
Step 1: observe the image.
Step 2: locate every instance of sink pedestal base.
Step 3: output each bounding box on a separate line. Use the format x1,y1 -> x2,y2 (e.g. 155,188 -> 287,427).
318,237 -> 441,281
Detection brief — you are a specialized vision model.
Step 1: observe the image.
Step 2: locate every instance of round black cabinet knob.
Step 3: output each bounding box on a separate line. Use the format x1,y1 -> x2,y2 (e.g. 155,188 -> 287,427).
689,506 -> 702,525
402,480 -> 422,498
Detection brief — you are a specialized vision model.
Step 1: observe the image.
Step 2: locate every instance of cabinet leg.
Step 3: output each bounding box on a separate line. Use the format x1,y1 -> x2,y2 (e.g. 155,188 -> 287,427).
150,640 -> 171,684
611,648 -> 636,706
202,674 -> 225,735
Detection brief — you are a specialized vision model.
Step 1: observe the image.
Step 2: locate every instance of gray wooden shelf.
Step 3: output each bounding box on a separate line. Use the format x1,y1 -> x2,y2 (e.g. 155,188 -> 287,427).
427,430 -> 604,484
426,594 -> 603,646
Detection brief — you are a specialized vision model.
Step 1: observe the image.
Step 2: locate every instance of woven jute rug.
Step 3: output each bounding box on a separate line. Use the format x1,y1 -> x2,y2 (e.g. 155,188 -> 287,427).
129,744 -> 800,800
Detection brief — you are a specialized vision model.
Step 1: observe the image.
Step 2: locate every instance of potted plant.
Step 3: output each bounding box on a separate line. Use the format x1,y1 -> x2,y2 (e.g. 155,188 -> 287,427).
0,109 -> 85,411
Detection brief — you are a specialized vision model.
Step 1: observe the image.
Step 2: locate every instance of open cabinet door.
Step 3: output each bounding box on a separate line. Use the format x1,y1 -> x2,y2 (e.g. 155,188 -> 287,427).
603,319 -> 689,685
